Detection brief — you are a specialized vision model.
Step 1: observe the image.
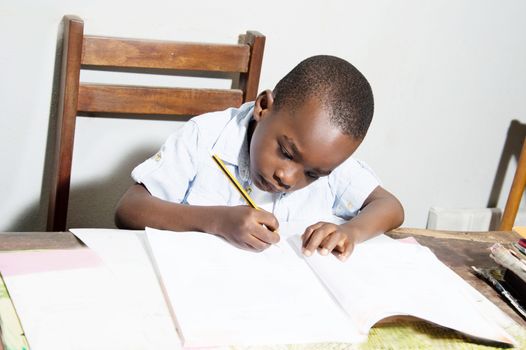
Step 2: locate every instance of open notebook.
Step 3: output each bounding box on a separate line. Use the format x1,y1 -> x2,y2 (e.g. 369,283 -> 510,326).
145,223 -> 516,348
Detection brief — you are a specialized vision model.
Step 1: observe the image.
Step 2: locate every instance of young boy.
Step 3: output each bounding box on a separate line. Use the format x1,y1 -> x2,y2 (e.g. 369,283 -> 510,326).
115,55 -> 404,261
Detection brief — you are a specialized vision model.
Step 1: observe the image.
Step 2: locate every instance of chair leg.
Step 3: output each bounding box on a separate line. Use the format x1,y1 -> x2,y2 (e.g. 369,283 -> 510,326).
500,137 -> 526,230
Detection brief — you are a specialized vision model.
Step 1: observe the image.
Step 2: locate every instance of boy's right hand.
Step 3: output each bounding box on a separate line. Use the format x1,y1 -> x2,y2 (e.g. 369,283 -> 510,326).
212,206 -> 280,252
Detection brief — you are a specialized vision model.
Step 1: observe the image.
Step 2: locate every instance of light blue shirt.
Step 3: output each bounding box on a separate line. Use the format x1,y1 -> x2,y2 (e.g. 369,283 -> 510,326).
132,102 -> 380,223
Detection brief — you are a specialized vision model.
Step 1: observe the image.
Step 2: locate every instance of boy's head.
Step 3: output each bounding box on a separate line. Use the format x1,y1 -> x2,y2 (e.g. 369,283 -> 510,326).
272,55 -> 374,139
249,55 -> 374,194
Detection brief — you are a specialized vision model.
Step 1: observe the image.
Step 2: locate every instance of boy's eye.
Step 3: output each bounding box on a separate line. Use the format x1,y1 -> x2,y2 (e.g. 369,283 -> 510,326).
279,144 -> 293,160
306,171 -> 319,180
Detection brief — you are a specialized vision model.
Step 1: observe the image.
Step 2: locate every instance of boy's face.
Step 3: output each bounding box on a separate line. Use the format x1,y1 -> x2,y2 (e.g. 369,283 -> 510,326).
249,90 -> 362,193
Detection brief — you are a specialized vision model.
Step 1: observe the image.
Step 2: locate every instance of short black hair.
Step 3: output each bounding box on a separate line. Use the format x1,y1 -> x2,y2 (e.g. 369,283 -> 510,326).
272,55 -> 374,139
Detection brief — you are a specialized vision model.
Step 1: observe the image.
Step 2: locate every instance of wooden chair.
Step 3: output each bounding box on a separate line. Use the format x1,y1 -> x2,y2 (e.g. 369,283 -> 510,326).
47,15 -> 265,231
500,137 -> 526,230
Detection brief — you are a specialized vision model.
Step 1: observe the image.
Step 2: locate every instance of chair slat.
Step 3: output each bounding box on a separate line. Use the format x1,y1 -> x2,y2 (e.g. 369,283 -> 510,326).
81,36 -> 250,72
77,84 -> 243,116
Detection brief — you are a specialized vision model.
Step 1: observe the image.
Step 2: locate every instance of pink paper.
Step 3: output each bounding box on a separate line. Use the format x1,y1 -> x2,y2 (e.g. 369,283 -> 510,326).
0,248 -> 102,277
396,236 -> 420,245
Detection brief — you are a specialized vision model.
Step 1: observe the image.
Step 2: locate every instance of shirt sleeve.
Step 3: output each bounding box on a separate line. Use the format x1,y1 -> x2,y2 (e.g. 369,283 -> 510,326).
131,120 -> 200,203
330,158 -> 381,219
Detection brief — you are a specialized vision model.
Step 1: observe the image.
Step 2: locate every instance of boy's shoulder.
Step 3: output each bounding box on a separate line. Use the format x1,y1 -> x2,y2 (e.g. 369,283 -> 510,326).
190,102 -> 253,135
185,102 -> 254,154
331,156 -> 379,179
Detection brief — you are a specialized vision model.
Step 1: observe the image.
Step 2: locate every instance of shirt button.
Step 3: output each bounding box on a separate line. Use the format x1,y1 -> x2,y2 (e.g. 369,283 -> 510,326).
153,152 -> 162,161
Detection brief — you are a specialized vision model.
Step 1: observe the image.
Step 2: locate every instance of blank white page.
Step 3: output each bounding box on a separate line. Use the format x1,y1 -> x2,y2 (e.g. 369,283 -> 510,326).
298,235 -> 516,345
145,227 -> 363,347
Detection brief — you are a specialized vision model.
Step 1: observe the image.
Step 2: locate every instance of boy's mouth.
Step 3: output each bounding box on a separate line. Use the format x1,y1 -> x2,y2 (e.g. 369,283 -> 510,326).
257,175 -> 280,193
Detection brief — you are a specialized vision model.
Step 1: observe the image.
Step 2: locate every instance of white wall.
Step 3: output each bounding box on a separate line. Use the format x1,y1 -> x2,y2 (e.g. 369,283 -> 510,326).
1,0 -> 525,231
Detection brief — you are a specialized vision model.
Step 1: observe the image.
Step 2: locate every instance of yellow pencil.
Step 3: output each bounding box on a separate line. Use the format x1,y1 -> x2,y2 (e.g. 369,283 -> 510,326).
212,154 -> 260,209
212,154 -> 279,234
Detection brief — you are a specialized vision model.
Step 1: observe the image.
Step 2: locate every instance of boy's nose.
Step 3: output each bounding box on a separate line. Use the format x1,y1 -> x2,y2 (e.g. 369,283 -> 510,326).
274,165 -> 299,190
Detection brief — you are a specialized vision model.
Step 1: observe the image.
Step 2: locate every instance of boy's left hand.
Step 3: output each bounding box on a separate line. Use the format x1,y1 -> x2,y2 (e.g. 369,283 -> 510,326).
301,222 -> 356,261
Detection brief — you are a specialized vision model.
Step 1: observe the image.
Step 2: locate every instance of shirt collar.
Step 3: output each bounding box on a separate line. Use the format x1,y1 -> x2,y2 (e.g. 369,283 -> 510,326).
210,102 -> 254,183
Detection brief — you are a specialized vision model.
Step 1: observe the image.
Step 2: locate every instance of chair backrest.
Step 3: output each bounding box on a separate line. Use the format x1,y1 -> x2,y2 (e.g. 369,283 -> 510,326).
47,15 -> 265,231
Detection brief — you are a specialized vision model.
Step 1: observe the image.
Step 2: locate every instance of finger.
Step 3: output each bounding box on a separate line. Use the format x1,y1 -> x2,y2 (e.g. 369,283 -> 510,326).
303,225 -> 336,256
319,232 -> 345,256
303,223 -> 332,253
230,235 -> 258,252
252,224 -> 280,244
256,210 -> 280,232
244,241 -> 269,252
337,241 -> 355,262
335,240 -> 346,253
301,222 -> 325,245
245,234 -> 271,252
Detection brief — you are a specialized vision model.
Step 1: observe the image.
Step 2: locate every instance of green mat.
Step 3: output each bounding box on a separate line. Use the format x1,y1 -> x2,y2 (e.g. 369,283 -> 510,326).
0,274 -> 29,350
229,320 -> 525,350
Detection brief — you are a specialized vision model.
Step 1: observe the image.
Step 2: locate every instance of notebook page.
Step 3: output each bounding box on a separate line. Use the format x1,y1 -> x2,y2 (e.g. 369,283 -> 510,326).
145,227 -> 363,347
296,235 -> 516,345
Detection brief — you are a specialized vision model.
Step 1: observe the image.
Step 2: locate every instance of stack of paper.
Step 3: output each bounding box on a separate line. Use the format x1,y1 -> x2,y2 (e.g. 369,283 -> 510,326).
0,230 -> 180,350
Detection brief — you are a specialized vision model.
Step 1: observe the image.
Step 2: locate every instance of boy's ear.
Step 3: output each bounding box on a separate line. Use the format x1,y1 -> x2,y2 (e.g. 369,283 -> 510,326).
253,89 -> 274,122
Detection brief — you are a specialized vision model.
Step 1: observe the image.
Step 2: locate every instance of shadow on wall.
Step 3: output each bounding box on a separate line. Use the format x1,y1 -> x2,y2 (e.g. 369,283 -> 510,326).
7,148 -> 156,232
487,119 -> 526,208
67,149 -> 156,229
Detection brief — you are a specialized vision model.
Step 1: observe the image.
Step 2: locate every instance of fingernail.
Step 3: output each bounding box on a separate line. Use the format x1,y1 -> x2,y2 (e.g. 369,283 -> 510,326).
303,249 -> 311,257
320,248 -> 329,256
339,253 -> 348,262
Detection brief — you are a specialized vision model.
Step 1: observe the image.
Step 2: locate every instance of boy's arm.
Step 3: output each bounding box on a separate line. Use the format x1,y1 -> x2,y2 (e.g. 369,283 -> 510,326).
115,183 -> 207,232
302,186 -> 404,260
115,183 -> 280,251
341,186 -> 404,244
